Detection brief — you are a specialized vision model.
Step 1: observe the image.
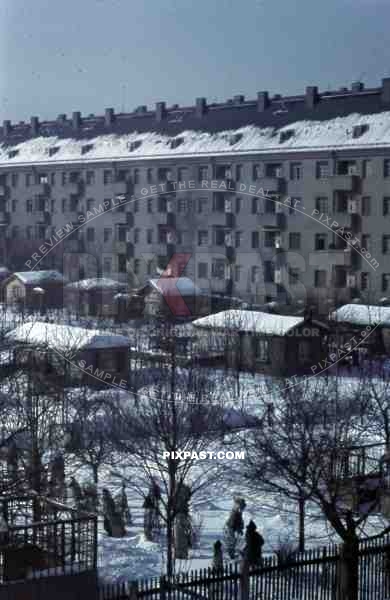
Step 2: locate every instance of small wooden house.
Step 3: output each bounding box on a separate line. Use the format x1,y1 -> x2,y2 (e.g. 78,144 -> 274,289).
192,309 -> 328,375
3,270 -> 66,309
64,278 -> 128,318
140,277 -> 209,319
5,322 -> 130,388
329,304 -> 390,361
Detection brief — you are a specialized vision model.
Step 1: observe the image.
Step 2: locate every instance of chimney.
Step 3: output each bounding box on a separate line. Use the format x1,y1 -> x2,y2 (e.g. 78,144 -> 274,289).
156,102 -> 166,122
57,114 -> 66,124
233,95 -> 245,104
351,81 -> 364,92
196,97 -> 206,117
72,111 -> 81,130
382,78 -> 390,104
3,120 -> 11,137
105,108 -> 115,126
306,86 -> 318,109
257,91 -> 269,112
30,116 -> 39,136
135,105 -> 147,114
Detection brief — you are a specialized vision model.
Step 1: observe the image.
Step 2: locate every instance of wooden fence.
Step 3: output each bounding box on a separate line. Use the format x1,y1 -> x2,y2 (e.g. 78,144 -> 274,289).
99,537 -> 390,600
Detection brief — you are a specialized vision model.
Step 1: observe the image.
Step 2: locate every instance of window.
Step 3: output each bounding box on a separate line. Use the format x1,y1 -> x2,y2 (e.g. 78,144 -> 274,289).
235,231 -> 244,248
361,234 -> 370,251
35,195 -> 45,211
86,171 -> 95,185
117,170 -> 128,182
147,168 -> 153,183
104,228 -> 112,243
235,165 -> 242,181
178,167 -> 188,182
384,159 -> 390,178
147,260 -> 153,275
178,199 -> 188,213
26,198 -> 33,213
147,199 -> 153,213
103,170 -> 113,185
11,173 -> 18,187
315,197 -> 328,213
50,173 -> 56,186
314,270 -> 327,287
212,259 -> 225,279
255,339 -> 269,363
315,234 -> 327,250
117,226 -> 126,242
158,167 -> 171,182
316,161 -> 329,179
198,197 -> 208,213
382,274 -> 390,292
11,199 -> 16,212
234,265 -> 242,282
289,268 -> 300,285
198,166 -> 208,181
384,197 -> 390,216
335,192 -> 348,213
133,169 -> 140,184
251,197 -> 260,214
362,160 -> 373,178
251,266 -> 261,283
215,165 -> 231,179
103,257 -> 112,274
264,261 -> 274,283
87,198 -> 94,212
264,198 -> 275,214
290,162 -> 302,180
25,173 -> 32,187
86,228 -> 95,242
360,272 -> 369,290
264,230 -> 278,248
133,199 -> 139,213
251,231 -> 259,249
147,229 -> 153,244
213,226 -> 225,246
362,196 -> 371,216
38,173 -> 48,184
61,172 -> 67,185
36,225 -> 45,240
289,232 -> 301,250
198,262 -> 208,278
118,255 -> 127,273
11,226 -> 20,239
198,230 -> 208,246
266,163 -> 283,177
235,197 -> 241,213
383,235 -> 390,254
134,229 -> 140,243
337,160 -> 357,175
213,195 -> 225,212
253,164 -> 261,180
134,259 -> 141,275
26,226 -> 33,240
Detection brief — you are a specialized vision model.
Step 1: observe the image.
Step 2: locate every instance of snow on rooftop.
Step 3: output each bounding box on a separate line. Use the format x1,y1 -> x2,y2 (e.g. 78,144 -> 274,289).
66,277 -> 128,291
330,304 -> 390,327
193,310 -> 305,336
149,277 -> 202,297
5,322 -> 130,352
13,270 -> 66,284
2,112 -> 390,165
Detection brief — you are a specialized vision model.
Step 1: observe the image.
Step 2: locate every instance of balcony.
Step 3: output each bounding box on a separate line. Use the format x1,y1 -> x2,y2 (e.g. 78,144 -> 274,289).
226,213 -> 235,229
126,242 -> 134,257
167,212 -> 175,227
113,181 -> 129,196
0,212 -> 10,225
331,175 -> 360,192
114,241 -> 127,254
63,180 -> 85,195
256,177 -> 284,193
0,186 -> 6,197
214,178 -> 236,193
30,182 -> 51,195
112,211 -> 127,224
318,246 -> 352,267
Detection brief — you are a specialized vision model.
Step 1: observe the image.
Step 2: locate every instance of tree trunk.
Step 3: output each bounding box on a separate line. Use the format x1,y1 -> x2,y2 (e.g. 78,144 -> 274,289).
298,495 -> 305,553
337,534 -> 359,600
92,464 -> 98,485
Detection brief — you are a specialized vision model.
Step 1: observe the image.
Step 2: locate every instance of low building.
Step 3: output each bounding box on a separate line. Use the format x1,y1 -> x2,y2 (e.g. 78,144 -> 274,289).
3,270 -> 66,309
139,276 -> 209,319
64,278 -> 128,317
5,321 -> 130,387
329,304 -> 390,359
192,309 -> 328,375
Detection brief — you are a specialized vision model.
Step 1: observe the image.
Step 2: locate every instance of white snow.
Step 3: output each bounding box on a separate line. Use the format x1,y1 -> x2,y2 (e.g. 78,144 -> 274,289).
12,270 -> 66,284
330,304 -> 390,326
193,309 -> 304,336
148,277 -> 202,297
5,321 -> 131,352
66,278 -> 128,291
2,112 -> 390,165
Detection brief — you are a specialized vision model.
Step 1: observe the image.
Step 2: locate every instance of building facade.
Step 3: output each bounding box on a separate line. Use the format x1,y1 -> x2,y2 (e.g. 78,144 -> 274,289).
1,79 -> 390,312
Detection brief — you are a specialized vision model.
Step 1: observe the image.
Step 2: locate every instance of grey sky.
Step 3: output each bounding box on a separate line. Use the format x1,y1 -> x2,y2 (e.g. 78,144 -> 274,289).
0,0 -> 390,122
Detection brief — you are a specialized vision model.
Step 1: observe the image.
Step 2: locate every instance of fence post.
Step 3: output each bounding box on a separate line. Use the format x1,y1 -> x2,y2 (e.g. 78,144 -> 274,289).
160,575 -> 167,600
240,557 -> 249,600
129,580 -> 138,599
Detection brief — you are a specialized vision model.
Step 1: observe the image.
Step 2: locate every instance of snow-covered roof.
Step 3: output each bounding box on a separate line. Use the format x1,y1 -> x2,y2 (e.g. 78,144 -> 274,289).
11,270 -> 66,285
66,278 -> 128,291
148,277 -> 202,297
3,111 -> 390,165
5,322 -> 130,352
330,304 -> 390,327
192,310 -> 305,336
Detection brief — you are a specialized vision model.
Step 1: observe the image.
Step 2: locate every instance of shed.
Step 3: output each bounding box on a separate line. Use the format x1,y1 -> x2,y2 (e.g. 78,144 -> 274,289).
140,276 -> 208,318
3,271 -> 66,309
192,309 -> 328,375
329,304 -> 390,358
65,278 -> 128,317
5,321 -> 130,387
